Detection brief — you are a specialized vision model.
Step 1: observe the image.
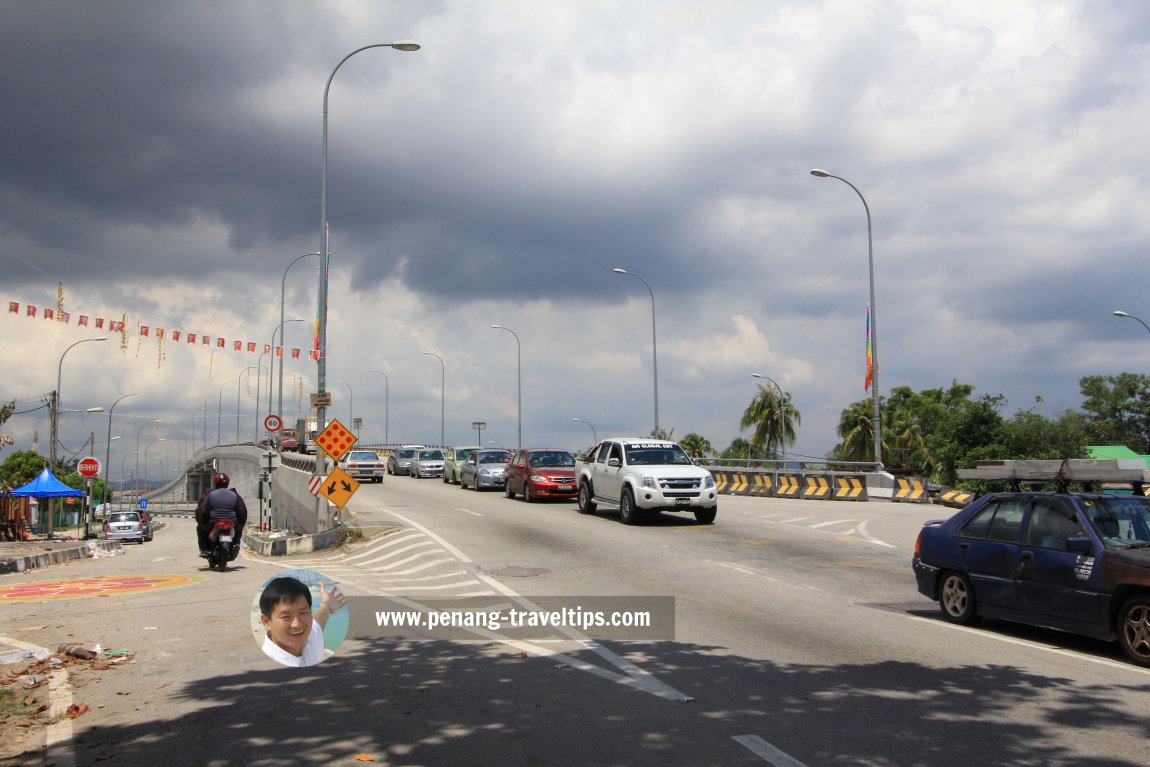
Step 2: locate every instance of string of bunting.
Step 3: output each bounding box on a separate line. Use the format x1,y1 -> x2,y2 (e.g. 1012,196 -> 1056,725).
6,297 -> 318,363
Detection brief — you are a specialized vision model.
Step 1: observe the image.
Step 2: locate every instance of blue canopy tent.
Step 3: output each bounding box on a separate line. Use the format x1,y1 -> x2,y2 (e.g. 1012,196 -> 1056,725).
9,468 -> 86,536
9,467 -> 85,498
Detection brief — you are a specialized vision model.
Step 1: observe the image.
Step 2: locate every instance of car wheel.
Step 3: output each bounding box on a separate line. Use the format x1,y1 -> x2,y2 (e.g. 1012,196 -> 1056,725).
577,483 -> 597,515
523,485 -> 533,503
694,507 -> 716,524
619,489 -> 640,525
939,571 -> 979,625
443,474 -> 449,484
1118,595 -> 1150,666
460,475 -> 468,489
505,482 -> 515,499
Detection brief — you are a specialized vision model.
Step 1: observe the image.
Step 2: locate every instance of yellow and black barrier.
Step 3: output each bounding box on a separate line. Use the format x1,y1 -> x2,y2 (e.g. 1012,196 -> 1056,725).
775,473 -> 803,498
801,474 -> 832,500
937,488 -> 974,508
892,476 -> 928,503
832,475 -> 869,501
748,472 -> 774,497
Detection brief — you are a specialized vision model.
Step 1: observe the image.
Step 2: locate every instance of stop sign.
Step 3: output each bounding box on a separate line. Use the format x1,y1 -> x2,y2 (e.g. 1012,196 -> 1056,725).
78,456 -> 101,478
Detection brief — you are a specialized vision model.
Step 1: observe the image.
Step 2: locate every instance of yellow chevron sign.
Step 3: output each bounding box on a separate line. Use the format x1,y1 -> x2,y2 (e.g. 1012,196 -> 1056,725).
834,476 -> 865,499
751,473 -> 773,496
731,473 -> 749,494
803,475 -> 830,499
777,474 -> 800,497
893,477 -> 927,502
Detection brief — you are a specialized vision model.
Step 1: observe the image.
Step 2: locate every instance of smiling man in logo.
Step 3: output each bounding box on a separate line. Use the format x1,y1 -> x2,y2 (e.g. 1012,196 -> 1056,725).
258,576 -> 346,667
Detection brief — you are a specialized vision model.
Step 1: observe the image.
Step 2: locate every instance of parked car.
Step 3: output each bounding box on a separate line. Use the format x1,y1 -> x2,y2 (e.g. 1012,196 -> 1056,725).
443,446 -> 480,485
411,449 -> 445,479
104,510 -> 146,544
139,510 -> 154,542
504,449 -> 577,502
280,430 -> 300,451
460,449 -> 513,490
913,491 -> 1150,666
387,445 -> 424,476
341,450 -> 386,483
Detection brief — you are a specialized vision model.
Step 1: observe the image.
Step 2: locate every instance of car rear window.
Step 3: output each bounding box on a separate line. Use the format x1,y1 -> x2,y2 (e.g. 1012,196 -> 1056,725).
348,451 -> 378,460
109,512 -> 140,523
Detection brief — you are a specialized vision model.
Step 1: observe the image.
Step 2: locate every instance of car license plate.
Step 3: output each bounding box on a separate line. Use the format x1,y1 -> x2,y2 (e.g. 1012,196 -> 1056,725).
220,534 -> 233,544
674,498 -> 689,505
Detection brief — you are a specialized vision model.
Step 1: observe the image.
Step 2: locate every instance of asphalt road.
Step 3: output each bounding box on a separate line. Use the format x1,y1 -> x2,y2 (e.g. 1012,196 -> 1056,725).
3,478 -> 1150,766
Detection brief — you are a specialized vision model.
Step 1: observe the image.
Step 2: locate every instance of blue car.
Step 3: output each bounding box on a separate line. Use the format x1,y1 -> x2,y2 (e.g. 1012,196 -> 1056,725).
912,491 -> 1150,666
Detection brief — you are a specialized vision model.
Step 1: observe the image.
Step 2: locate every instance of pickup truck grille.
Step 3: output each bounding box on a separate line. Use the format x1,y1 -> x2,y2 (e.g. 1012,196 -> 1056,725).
659,477 -> 702,497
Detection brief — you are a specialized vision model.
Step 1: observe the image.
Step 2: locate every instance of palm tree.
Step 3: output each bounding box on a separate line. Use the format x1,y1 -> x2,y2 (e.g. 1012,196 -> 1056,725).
740,384 -> 801,459
836,399 -> 876,462
680,432 -> 714,458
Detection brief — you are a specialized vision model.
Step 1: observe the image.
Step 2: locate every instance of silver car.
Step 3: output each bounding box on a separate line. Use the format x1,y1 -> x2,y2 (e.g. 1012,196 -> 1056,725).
411,449 -> 445,479
460,449 -> 513,490
387,446 -> 424,476
104,511 -> 145,544
341,450 -> 386,483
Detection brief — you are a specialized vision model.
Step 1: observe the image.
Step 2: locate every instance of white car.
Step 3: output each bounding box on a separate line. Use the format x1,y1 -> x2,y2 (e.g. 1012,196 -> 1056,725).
340,450 -> 385,483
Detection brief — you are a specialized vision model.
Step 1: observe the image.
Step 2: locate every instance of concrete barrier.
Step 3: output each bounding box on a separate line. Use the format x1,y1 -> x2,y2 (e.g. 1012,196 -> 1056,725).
891,476 -> 928,503
832,475 -> 869,501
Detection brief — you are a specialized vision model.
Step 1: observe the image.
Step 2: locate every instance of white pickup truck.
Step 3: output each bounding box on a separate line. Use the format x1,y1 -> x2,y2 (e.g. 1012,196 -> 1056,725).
576,438 -> 718,524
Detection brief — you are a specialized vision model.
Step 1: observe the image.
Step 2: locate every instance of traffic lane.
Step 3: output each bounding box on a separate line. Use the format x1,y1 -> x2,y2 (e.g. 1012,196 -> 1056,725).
345,477 -> 1150,765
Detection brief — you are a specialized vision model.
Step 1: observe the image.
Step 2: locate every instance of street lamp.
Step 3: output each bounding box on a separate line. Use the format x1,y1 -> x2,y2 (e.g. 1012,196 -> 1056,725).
423,352 -> 444,446
120,451 -> 138,504
266,317 -> 305,441
317,41 -> 421,473
134,419 -> 162,499
237,366 -> 256,444
491,325 -> 522,450
202,394 -> 217,451
102,393 -> 136,508
217,379 -> 233,446
572,417 -> 597,445
143,438 -> 165,497
279,253 -> 320,435
613,268 -> 659,438
336,379 -> 354,428
369,368 -> 390,444
811,169 -> 881,466
1113,310 -> 1150,336
752,373 -> 787,461
48,336 -> 108,537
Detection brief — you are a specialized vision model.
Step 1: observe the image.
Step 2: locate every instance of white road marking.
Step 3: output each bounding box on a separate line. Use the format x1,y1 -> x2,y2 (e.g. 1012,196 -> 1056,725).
808,519 -> 857,529
733,735 -> 809,766
778,517 -> 812,524
456,507 -> 485,517
0,635 -> 76,767
855,520 -> 896,548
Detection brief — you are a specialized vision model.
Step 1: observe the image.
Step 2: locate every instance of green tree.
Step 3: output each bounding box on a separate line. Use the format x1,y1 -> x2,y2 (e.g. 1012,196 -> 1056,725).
680,433 -> 714,458
648,427 -> 676,441
834,399 -> 876,463
722,438 -> 765,461
739,384 -> 801,459
0,449 -> 48,488
1079,373 -> 1150,452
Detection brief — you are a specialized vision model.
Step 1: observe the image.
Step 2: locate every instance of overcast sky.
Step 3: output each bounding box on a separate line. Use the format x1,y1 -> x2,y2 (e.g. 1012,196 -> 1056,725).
2,0 -> 1149,475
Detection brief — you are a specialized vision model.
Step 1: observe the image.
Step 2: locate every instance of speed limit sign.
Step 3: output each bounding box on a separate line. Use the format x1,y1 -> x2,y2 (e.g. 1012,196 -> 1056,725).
264,414 -> 282,432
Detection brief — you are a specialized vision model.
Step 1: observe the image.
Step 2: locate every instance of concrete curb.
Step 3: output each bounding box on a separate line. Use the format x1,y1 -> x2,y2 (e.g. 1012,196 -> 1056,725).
0,540 -> 123,574
244,524 -> 403,557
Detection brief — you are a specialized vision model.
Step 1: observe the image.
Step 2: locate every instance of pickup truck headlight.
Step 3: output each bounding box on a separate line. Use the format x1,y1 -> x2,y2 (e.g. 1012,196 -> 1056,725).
704,474 -> 716,489
641,474 -> 657,489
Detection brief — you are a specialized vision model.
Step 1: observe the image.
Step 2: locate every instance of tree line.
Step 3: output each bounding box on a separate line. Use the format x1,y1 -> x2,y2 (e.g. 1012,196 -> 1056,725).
673,373 -> 1150,488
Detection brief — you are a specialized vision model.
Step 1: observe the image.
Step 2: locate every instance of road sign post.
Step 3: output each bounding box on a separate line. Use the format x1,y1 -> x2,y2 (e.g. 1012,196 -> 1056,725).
78,457 -> 100,539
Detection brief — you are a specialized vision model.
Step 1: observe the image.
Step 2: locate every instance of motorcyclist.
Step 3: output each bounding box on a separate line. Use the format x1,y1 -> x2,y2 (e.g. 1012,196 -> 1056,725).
195,472 -> 248,558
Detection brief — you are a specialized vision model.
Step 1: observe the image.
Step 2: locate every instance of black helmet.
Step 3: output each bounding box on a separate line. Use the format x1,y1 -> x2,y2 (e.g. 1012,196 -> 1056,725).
213,472 -> 230,488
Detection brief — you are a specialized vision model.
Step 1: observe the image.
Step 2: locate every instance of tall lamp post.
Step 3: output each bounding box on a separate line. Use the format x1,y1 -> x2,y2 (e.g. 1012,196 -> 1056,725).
142,438 -> 165,499
751,373 -> 787,461
317,41 -> 420,473
423,352 -> 444,447
278,253 -> 319,434
336,380 -> 354,427
48,336 -> 108,537
811,169 -> 881,466
102,393 -> 137,508
237,366 -> 256,444
1113,310 -> 1150,336
613,268 -> 659,438
266,317 -> 305,441
369,368 -> 390,444
217,380 -> 233,446
572,417 -> 597,445
491,325 -> 522,450
202,394 -> 217,451
134,419 -> 162,499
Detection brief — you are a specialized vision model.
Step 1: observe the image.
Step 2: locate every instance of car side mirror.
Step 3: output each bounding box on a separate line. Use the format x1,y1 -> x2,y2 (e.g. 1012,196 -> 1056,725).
608,457 -> 621,468
1067,537 -> 1093,554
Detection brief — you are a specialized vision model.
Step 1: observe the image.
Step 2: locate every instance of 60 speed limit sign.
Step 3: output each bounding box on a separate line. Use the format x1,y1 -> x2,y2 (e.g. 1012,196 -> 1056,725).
263,415 -> 282,432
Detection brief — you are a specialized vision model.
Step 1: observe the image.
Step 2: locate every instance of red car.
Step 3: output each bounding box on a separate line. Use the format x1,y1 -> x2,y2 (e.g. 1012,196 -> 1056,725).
504,449 -> 578,502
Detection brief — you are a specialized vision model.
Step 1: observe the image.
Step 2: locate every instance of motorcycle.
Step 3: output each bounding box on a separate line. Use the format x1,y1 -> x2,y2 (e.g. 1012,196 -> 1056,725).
207,519 -> 238,572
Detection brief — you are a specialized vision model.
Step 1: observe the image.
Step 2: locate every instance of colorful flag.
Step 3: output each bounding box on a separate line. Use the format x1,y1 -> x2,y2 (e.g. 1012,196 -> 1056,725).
864,304 -> 874,392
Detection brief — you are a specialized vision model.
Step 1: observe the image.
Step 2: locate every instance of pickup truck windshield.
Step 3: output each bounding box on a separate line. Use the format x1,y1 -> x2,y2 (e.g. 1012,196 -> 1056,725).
624,445 -> 693,466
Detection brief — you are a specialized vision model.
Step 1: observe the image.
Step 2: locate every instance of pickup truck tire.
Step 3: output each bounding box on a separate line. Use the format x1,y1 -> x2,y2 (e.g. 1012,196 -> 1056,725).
1118,595 -> 1150,666
577,483 -> 597,515
619,489 -> 641,525
694,507 -> 717,524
